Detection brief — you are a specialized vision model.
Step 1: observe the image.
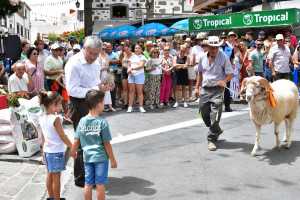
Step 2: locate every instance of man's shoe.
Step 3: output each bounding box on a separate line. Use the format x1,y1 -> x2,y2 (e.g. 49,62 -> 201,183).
208,141 -> 217,151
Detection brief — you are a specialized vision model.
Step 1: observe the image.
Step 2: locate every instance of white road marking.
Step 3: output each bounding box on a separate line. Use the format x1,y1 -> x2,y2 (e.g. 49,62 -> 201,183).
111,108 -> 249,144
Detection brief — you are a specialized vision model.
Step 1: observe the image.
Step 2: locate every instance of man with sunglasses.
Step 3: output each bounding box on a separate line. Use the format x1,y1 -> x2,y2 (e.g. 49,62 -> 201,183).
248,39 -> 264,77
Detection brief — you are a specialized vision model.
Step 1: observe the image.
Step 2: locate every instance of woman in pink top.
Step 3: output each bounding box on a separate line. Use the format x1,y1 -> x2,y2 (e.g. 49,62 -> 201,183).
25,47 -> 44,94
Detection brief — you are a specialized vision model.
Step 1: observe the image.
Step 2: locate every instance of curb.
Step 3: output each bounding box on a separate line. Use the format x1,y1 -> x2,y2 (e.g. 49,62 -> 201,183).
0,154 -> 43,165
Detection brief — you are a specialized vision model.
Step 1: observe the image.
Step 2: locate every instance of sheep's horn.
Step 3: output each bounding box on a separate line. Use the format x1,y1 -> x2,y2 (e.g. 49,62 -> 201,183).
257,78 -> 272,91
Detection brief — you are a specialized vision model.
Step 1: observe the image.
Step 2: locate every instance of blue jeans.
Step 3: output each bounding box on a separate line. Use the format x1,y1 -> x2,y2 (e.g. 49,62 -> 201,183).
44,152 -> 66,173
128,73 -> 145,84
84,161 -> 109,185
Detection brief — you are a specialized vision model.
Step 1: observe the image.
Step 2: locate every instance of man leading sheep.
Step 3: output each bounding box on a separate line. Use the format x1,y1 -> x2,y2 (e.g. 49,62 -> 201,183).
195,36 -> 233,151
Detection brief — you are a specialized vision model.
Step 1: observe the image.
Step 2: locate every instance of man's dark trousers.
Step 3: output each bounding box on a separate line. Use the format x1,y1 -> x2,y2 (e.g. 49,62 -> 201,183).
199,87 -> 224,142
69,97 -> 89,187
223,82 -> 231,111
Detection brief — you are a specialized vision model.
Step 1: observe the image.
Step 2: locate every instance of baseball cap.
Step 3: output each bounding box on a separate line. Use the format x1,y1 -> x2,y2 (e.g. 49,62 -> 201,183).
228,31 -> 237,37
51,43 -> 62,50
275,34 -> 284,40
146,41 -> 153,46
73,44 -> 81,50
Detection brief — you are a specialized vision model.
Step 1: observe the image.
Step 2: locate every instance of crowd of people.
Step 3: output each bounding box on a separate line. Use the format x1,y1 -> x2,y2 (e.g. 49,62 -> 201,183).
1,29 -> 299,116
0,29 -> 299,115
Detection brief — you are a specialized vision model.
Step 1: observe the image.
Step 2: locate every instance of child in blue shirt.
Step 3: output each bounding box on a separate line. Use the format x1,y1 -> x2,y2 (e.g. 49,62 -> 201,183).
71,89 -> 117,200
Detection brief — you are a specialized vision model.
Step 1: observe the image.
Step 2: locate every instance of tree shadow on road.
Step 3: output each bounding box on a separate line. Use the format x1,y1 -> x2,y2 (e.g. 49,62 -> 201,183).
106,176 -> 156,196
217,140 -> 300,165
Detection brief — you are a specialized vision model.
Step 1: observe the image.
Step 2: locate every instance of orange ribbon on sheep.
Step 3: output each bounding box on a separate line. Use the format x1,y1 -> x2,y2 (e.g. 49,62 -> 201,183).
258,79 -> 277,108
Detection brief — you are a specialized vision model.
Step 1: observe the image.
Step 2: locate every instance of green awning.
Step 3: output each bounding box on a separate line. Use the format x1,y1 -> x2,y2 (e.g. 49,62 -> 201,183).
189,8 -> 300,32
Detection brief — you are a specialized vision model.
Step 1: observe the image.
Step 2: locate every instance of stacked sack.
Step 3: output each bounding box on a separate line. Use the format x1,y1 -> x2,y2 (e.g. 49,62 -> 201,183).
0,108 -> 17,154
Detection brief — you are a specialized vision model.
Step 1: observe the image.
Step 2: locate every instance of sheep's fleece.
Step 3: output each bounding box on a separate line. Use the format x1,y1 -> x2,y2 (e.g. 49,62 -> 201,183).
241,76 -> 298,156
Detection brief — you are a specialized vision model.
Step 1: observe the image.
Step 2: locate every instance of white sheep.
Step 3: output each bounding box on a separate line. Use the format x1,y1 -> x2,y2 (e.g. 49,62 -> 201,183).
240,76 -> 299,156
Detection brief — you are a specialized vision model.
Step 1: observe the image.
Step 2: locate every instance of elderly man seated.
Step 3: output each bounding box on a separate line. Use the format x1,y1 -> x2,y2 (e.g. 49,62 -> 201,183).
8,61 -> 32,98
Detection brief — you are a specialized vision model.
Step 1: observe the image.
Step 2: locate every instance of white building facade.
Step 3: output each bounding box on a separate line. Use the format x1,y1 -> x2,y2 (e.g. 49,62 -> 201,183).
0,1 -> 31,40
92,0 -> 194,33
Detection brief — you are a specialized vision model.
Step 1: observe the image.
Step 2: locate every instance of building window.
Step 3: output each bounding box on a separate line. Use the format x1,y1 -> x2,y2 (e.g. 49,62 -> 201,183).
17,23 -> 20,34
111,4 -> 128,19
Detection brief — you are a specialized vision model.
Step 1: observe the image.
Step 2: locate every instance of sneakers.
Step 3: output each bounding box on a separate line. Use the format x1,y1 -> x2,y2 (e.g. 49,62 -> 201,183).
149,105 -> 155,110
127,106 -> 133,113
173,102 -> 178,108
183,102 -> 188,108
208,141 -> 217,151
139,107 -> 146,113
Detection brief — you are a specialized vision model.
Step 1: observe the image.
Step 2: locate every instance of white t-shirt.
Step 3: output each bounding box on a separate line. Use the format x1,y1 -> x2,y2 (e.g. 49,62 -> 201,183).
8,73 -> 29,93
146,58 -> 162,75
129,54 -> 147,75
191,45 -> 204,65
39,114 -> 65,153
267,44 -> 291,73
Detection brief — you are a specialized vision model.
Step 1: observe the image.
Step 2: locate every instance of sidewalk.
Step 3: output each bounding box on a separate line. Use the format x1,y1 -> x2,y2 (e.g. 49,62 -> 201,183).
0,125 -> 75,200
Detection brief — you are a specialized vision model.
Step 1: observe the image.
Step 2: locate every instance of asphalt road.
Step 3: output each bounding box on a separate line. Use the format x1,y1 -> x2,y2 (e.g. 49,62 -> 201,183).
63,104 -> 300,200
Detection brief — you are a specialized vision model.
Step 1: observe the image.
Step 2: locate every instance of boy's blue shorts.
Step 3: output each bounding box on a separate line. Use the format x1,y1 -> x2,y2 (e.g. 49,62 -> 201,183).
84,161 -> 109,185
44,152 -> 66,173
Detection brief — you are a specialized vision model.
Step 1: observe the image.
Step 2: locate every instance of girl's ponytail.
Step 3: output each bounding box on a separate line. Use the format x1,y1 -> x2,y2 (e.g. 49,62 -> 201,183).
39,91 -> 62,108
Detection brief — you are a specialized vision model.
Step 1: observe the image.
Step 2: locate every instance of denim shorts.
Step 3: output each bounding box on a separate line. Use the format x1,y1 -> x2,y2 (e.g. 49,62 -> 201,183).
128,73 -> 145,84
84,161 -> 109,185
44,152 -> 66,173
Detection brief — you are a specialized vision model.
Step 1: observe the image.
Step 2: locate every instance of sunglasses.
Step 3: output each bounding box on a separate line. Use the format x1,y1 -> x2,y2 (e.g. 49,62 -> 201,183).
33,52 -> 39,56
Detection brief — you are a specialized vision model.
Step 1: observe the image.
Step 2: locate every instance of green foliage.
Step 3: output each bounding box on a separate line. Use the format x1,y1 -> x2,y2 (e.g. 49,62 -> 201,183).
0,0 -> 21,18
62,29 -> 85,43
7,94 -> 20,107
48,33 -> 59,42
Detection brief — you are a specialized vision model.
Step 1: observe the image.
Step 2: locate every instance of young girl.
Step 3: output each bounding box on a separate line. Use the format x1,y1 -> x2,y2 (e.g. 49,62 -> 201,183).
102,73 -> 116,112
38,91 -> 72,200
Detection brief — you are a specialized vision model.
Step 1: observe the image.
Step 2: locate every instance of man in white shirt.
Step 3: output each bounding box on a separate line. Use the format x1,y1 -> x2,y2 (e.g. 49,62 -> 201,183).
267,34 -> 292,80
65,36 -> 108,187
8,61 -> 32,98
